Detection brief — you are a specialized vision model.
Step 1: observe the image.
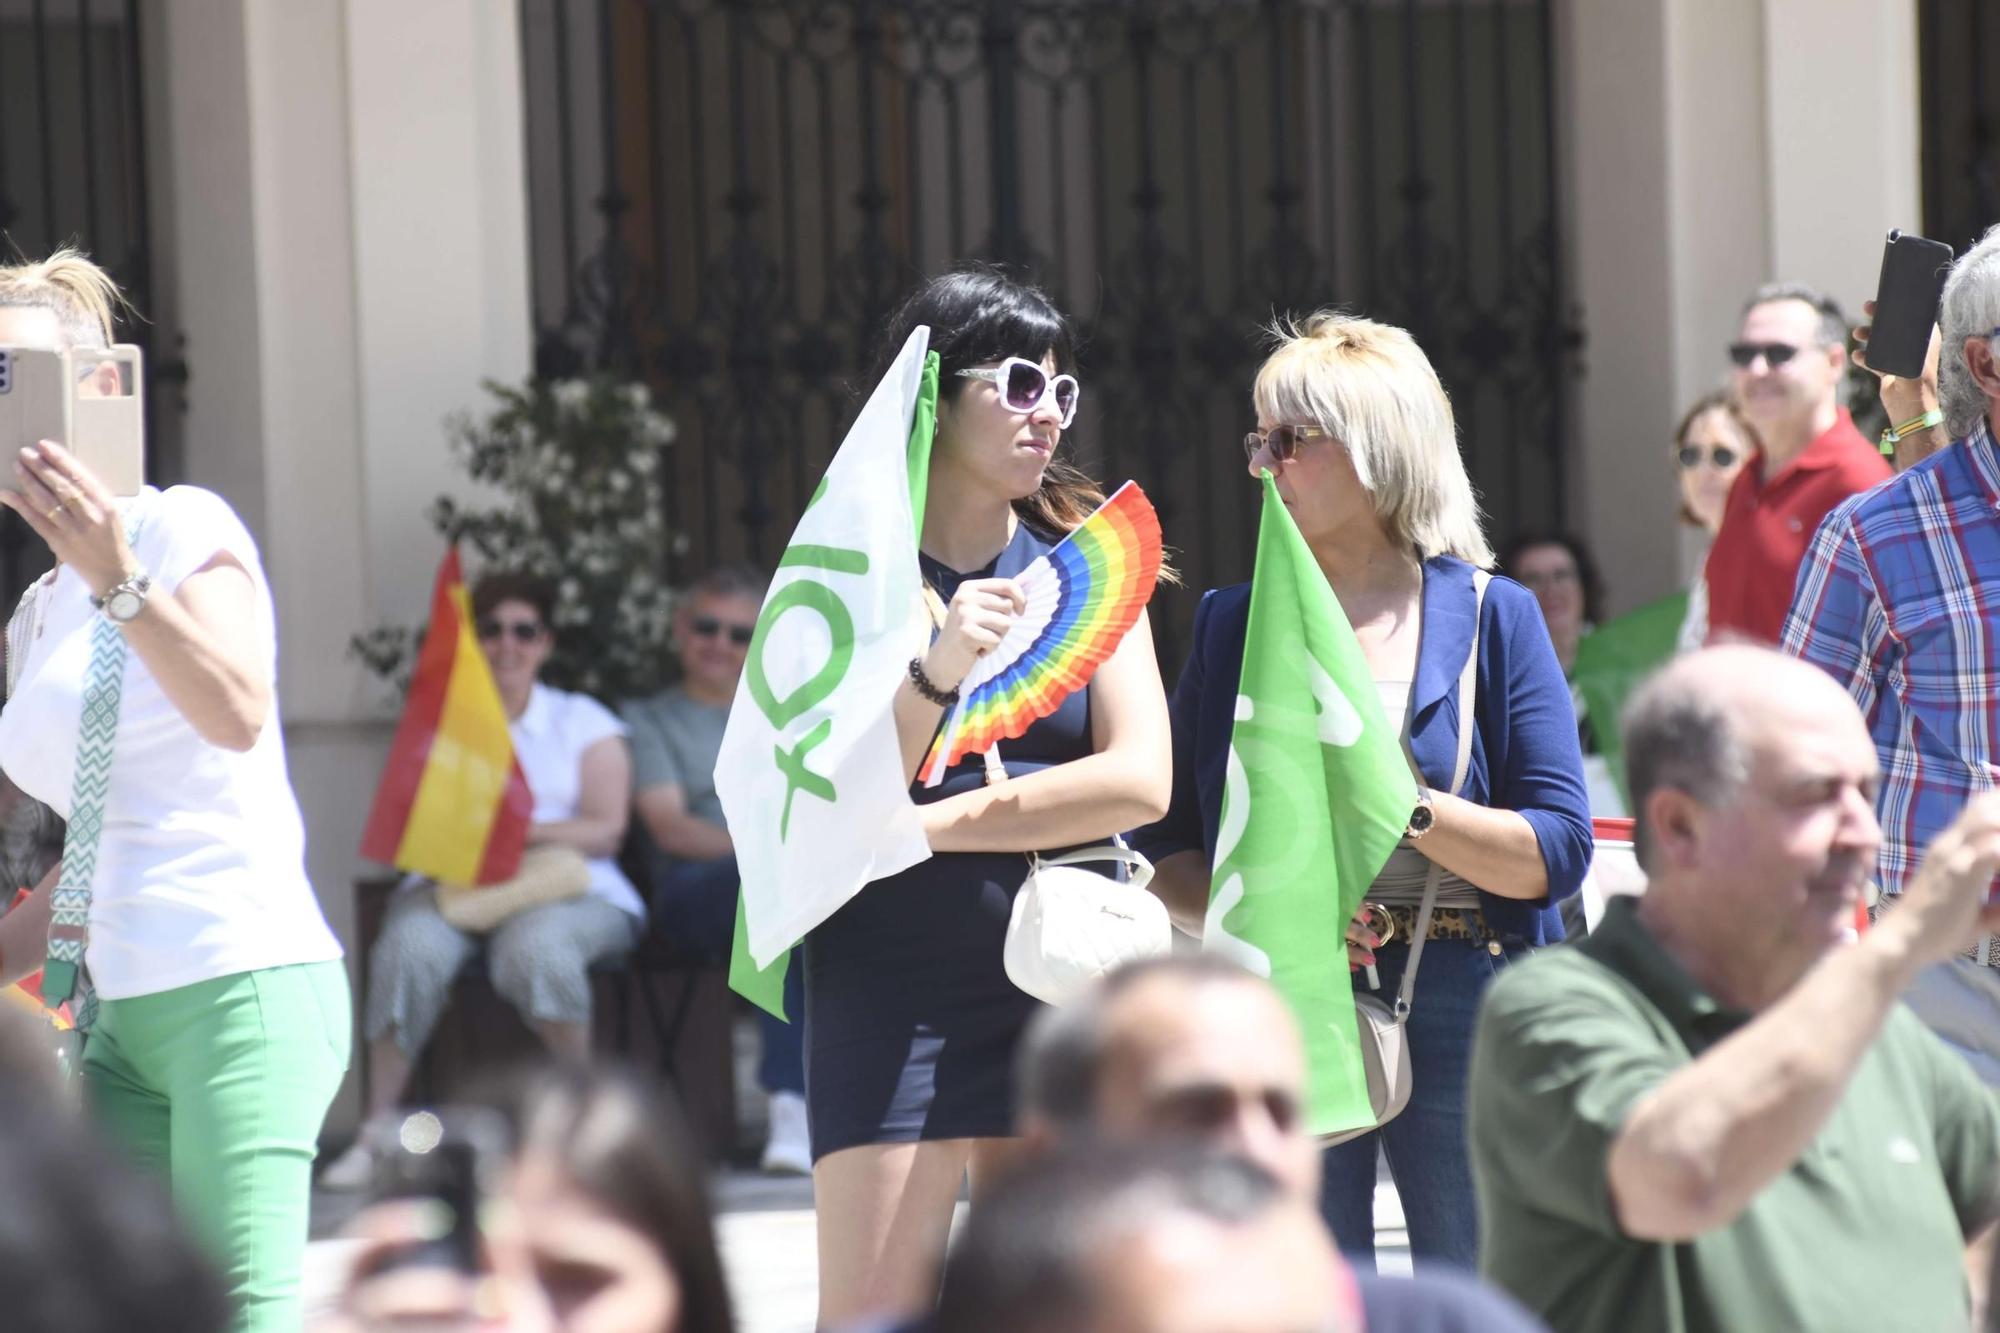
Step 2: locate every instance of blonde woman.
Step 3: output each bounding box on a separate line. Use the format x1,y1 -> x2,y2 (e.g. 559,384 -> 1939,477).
1670,390 -> 1756,651
1135,313 -> 1591,1269
0,251 -> 347,1331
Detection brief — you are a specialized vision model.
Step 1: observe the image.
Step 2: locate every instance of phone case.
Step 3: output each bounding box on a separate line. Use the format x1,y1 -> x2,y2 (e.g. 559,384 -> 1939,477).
0,344 -> 145,497
1870,231 -> 1955,380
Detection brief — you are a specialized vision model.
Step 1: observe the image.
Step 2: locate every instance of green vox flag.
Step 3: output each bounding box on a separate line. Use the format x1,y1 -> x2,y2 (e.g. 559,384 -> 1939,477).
1204,472 -> 1414,1136
726,344 -> 941,1019
1570,589 -> 1688,805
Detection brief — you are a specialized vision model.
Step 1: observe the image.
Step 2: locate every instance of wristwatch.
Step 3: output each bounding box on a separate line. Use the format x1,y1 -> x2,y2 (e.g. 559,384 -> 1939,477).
92,569 -> 152,624
1405,786 -> 1436,841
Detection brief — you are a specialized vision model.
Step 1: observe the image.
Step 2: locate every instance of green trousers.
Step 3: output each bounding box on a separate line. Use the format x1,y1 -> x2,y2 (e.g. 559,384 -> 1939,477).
84,960 -> 351,1333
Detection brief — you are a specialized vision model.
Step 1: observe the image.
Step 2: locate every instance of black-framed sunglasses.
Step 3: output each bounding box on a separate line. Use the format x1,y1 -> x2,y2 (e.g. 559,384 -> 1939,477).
956,356 -> 1081,428
691,615 -> 755,647
1675,444 -> 1740,470
477,618 -> 546,644
1726,341 -> 1802,369
1242,423 -> 1332,465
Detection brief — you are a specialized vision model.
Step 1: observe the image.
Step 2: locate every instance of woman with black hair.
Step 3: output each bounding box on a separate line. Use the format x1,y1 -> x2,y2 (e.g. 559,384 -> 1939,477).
1496,533 -> 1603,682
320,1063 -> 735,1333
1497,533 -> 1626,821
808,268 -> 1172,1325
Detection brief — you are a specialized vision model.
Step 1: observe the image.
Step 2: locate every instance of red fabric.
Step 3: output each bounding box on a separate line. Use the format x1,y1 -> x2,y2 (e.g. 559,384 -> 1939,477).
359,548 -> 464,866
359,546 -> 532,884
1703,410 -> 1889,645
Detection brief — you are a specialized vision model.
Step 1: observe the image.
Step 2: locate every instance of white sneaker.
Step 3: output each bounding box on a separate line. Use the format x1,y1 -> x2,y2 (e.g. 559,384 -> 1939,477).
317,1140 -> 376,1192
758,1091 -> 812,1175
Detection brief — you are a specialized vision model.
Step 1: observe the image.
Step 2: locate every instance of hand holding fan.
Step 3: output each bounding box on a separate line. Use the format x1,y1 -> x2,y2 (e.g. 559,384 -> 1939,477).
921,481 -> 1163,786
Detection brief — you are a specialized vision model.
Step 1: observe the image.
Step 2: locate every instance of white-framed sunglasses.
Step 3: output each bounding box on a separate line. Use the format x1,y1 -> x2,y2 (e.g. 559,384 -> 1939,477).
956,356 -> 1080,428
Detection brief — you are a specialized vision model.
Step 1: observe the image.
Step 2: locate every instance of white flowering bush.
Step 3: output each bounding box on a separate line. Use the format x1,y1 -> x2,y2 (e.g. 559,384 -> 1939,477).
351,376 -> 678,701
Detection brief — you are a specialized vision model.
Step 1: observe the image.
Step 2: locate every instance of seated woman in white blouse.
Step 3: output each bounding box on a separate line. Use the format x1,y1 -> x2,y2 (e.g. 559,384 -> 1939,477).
323,571 -> 641,1188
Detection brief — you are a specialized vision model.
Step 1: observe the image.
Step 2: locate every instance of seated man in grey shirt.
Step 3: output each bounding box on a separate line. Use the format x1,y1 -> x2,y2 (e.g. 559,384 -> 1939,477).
623,564 -> 808,1174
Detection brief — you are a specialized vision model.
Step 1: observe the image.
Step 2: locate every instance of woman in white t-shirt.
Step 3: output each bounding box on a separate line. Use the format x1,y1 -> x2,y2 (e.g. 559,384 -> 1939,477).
323,571 -> 642,1188
0,250 -> 348,1333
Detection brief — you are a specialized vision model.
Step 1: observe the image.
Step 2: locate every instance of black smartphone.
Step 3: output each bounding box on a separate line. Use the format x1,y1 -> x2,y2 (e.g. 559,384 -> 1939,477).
1869,230 -> 1954,379
365,1107 -> 508,1275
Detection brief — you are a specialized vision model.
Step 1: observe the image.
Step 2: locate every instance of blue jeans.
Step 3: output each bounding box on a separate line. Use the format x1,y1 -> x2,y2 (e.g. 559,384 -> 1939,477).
651,855 -> 805,1096
1318,935 -> 1529,1271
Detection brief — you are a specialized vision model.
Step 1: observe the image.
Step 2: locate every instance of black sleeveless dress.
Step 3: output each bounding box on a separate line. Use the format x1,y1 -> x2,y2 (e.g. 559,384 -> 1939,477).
803,521 -> 1094,1159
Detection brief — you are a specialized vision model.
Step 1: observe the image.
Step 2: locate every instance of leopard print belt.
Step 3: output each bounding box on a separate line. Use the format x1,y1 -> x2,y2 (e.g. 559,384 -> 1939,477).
1377,903 -> 1500,945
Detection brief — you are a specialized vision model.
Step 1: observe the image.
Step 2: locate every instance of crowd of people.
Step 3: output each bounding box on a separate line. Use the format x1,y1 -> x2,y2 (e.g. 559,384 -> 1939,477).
0,219 -> 1998,1333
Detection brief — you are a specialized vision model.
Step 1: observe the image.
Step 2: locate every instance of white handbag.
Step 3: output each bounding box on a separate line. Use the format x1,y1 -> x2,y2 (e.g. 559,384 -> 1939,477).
919,583 -> 1172,1005
1004,841 -> 1172,1006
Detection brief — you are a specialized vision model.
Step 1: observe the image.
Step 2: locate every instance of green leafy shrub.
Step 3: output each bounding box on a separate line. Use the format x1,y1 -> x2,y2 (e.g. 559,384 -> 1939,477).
350,376 -> 677,701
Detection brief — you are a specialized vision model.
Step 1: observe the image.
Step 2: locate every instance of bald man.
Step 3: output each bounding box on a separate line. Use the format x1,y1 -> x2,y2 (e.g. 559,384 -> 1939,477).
1470,645 -> 2000,1333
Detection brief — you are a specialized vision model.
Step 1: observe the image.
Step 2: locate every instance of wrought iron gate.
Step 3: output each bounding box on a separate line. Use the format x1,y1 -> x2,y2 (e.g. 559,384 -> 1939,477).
1920,0 -> 2000,252
0,0 -> 160,610
521,0 -> 1570,662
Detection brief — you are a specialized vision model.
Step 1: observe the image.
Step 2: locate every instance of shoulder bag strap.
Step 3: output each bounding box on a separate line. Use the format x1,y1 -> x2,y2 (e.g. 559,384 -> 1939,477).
41,612 -> 125,1032
42,512 -> 144,1033
1394,568 -> 1488,1022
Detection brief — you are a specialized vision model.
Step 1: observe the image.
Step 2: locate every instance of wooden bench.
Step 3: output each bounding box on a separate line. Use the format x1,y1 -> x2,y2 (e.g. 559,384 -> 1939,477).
352,875 -> 740,1161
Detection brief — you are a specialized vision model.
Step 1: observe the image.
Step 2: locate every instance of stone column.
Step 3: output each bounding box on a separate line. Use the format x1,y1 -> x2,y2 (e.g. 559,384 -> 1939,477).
1559,0 -> 1917,611
147,0 -> 532,1134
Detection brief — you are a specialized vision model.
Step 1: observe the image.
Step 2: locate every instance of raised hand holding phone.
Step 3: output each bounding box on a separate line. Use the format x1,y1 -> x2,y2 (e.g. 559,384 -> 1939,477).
1857,231 -> 1951,469
0,344 -> 144,496
0,440 -> 140,597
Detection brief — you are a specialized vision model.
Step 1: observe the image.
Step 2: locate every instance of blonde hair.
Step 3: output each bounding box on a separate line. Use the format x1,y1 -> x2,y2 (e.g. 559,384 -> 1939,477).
0,246 -> 129,350
1253,311 -> 1493,566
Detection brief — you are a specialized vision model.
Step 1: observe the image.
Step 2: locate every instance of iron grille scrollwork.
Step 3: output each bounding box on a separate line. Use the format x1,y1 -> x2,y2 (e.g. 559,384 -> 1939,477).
0,0 -> 161,614
522,0 -> 1575,665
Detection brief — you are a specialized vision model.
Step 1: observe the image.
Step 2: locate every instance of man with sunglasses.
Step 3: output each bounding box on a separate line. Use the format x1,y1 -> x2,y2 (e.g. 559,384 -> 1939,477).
1703,282 -> 1889,646
620,564 -> 813,1173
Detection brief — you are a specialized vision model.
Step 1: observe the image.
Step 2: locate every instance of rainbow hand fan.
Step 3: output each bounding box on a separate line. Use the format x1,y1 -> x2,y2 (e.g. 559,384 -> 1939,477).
921,480 -> 1163,786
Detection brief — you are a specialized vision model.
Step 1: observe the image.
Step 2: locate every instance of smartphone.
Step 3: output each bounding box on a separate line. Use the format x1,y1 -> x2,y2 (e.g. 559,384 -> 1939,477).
1869,231 -> 1955,379
0,344 -> 145,497
363,1107 -> 509,1275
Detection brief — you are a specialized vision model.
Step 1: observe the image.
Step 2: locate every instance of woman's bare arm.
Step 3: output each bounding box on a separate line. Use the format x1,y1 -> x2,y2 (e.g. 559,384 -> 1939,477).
118,556 -> 272,752
920,610 -> 1172,851
1412,794 -> 1550,900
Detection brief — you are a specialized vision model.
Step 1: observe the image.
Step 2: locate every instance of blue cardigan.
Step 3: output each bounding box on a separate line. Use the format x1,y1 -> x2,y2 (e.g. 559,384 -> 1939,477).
1132,555 -> 1592,944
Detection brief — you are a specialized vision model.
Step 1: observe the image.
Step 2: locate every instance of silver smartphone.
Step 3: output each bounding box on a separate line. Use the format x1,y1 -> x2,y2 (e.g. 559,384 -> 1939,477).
0,344 -> 145,497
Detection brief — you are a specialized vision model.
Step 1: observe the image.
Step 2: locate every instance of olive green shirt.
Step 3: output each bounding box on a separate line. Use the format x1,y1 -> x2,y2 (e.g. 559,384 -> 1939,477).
1469,897 -> 2000,1333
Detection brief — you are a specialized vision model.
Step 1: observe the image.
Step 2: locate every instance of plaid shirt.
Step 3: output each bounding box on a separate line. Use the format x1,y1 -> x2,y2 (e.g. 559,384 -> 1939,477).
1782,419 -> 2000,964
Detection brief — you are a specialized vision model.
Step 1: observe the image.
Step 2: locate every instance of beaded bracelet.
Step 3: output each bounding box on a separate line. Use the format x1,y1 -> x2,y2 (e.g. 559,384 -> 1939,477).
908,655 -> 961,707
1880,407 -> 1944,456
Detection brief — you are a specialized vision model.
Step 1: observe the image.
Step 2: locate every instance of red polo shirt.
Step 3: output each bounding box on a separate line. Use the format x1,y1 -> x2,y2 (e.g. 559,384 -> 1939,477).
1703,409 -> 1889,645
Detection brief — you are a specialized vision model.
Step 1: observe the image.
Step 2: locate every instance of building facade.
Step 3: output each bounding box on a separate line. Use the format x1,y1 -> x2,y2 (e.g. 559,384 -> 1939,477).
0,0 -> 1934,1132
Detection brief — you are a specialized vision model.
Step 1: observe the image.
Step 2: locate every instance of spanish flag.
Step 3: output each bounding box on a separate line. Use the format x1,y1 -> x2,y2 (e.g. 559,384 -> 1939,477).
361,547 -> 533,885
